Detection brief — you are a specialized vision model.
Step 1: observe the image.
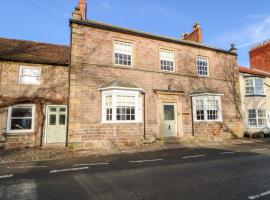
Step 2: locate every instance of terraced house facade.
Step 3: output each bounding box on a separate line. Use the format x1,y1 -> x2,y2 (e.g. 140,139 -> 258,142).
0,38 -> 69,149
0,0 -> 244,149
68,0 -> 244,149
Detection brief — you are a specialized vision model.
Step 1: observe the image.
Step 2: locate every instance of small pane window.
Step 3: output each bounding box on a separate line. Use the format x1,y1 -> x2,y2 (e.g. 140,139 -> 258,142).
49,115 -> 56,125
164,105 -> 175,120
8,105 -> 35,132
60,108 -> 66,112
197,56 -> 208,76
50,108 -> 57,112
59,115 -> 66,125
195,99 -> 204,120
116,95 -> 136,121
106,96 -> 112,121
114,41 -> 132,66
19,66 -> 41,85
160,49 -> 175,72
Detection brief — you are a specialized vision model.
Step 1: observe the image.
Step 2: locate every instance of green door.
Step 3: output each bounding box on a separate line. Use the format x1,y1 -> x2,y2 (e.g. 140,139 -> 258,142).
46,105 -> 67,144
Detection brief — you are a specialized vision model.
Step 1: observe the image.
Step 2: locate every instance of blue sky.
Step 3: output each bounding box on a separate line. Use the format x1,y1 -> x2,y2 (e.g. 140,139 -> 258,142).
1,0 -> 270,67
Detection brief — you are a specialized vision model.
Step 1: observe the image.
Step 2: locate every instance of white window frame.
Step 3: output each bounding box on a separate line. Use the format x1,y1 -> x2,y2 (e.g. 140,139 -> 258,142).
245,77 -> 264,96
102,90 -> 142,123
247,109 -> 267,128
19,66 -> 41,85
114,41 -> 133,67
197,56 -> 209,76
7,104 -> 36,133
160,48 -> 175,72
192,95 -> 222,122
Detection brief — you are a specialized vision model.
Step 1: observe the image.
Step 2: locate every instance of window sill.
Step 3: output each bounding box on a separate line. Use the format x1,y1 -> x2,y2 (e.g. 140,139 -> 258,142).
194,120 -> 223,123
5,131 -> 35,136
160,70 -> 175,74
114,64 -> 133,68
101,121 -> 143,124
197,75 -> 210,78
245,95 -> 266,97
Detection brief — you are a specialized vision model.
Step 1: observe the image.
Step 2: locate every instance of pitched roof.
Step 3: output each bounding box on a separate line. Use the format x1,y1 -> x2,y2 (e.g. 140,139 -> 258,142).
191,87 -> 221,95
101,80 -> 140,89
239,66 -> 270,77
0,37 -> 69,66
70,19 -> 236,56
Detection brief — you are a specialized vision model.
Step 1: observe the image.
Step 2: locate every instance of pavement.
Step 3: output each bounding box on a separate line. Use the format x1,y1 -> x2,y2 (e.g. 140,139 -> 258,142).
1,140 -> 270,200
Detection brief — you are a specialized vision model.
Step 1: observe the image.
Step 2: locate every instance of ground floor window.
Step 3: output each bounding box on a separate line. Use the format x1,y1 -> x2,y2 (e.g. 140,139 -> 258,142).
248,109 -> 267,128
192,96 -> 222,122
102,90 -> 142,123
7,104 -> 35,133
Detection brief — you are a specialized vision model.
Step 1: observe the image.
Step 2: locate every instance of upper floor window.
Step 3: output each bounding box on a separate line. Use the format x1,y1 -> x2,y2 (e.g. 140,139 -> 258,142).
197,56 -> 209,76
160,49 -> 175,72
7,104 -> 35,133
245,78 -> 264,95
19,66 -> 41,85
192,96 -> 222,122
114,41 -> 132,66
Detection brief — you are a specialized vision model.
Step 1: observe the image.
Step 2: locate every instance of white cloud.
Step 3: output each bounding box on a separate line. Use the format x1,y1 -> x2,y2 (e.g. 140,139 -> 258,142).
211,15 -> 270,49
100,2 -> 111,10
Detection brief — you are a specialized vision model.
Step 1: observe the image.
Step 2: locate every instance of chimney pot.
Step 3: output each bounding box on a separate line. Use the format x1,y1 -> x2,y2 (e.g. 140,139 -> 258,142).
79,0 -> 87,19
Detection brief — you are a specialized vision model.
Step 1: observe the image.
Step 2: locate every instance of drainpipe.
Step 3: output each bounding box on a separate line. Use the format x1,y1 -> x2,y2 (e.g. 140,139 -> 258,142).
143,91 -> 146,140
66,23 -> 73,148
190,96 -> 195,136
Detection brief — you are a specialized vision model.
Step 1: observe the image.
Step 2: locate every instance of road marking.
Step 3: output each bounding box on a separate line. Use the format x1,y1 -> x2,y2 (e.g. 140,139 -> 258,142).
7,166 -> 47,169
73,162 -> 109,167
251,148 -> 268,152
50,167 -> 89,174
0,174 -> 13,179
220,151 -> 237,155
129,159 -> 163,163
182,155 -> 206,159
248,190 -> 270,199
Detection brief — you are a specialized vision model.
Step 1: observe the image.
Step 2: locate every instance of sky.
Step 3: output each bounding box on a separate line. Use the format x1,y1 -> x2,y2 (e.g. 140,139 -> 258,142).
1,0 -> 270,67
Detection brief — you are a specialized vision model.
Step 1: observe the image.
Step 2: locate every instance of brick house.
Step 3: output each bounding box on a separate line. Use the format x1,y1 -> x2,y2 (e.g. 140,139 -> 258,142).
250,40 -> 270,73
0,37 -> 69,149
67,0 -> 244,149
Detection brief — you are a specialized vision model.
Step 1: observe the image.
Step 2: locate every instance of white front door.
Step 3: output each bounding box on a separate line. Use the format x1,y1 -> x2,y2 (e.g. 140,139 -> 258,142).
163,103 -> 177,137
45,105 -> 67,144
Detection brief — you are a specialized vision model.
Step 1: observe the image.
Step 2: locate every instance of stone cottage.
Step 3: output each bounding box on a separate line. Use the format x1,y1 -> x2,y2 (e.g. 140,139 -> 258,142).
0,37 -> 69,149
68,0 -> 244,149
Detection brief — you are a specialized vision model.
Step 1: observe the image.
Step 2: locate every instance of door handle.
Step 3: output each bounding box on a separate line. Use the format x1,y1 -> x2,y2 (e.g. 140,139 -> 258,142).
169,125 -> 170,130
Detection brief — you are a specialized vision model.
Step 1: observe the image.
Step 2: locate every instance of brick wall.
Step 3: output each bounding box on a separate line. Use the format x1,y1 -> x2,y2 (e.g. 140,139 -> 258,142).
250,41 -> 270,72
0,61 -> 68,149
69,22 -> 244,149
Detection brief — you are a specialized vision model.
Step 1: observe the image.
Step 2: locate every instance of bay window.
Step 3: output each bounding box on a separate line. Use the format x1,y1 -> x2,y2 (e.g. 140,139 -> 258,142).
192,96 -> 222,122
102,90 -> 142,123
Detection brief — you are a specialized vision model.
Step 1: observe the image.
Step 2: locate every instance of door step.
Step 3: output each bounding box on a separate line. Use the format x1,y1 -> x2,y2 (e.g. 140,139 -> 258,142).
160,137 -> 185,144
43,143 -> 66,148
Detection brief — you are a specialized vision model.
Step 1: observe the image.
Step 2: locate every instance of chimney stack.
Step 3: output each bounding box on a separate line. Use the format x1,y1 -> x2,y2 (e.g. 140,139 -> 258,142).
72,0 -> 87,20
182,22 -> 203,43
79,0 -> 87,20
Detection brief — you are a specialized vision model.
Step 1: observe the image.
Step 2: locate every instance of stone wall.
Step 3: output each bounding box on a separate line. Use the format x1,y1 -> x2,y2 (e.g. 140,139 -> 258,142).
0,61 -> 69,149
69,22 -> 244,149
